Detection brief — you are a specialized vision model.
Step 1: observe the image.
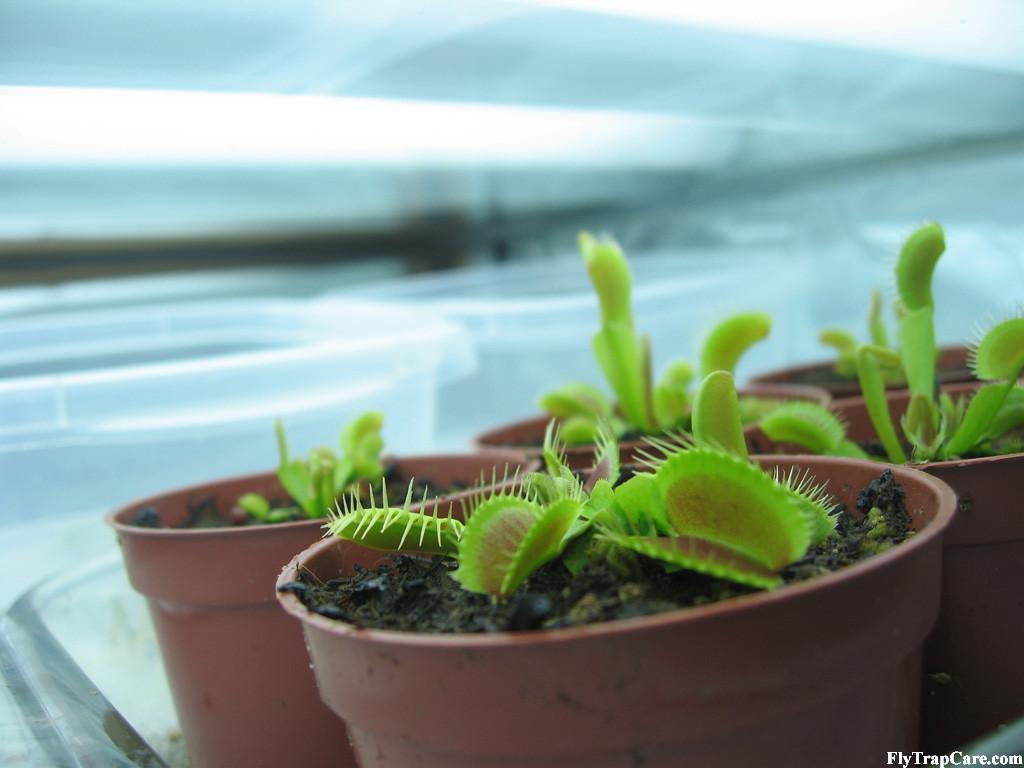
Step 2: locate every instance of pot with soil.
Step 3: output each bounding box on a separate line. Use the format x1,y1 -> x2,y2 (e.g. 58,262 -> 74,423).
822,383 -> 1024,752
108,448 -> 532,768
750,344 -> 973,398
277,455 -> 954,768
278,373 -> 956,768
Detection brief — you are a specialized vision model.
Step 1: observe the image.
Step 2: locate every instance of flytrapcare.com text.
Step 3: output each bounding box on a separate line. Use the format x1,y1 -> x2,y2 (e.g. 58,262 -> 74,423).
888,753 -> 1022,767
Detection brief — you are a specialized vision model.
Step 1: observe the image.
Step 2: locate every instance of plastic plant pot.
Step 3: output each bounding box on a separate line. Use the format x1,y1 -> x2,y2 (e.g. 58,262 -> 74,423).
750,345 -> 972,398
475,382 -> 831,469
277,456 -> 955,768
822,384 -> 1024,752
107,451 -> 532,768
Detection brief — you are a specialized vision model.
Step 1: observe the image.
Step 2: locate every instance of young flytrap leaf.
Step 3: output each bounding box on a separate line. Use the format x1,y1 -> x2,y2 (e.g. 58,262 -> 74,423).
819,328 -> 858,377
581,233 -> 654,432
538,383 -> 613,422
699,312 -> 772,380
653,360 -> 693,430
868,289 -> 890,348
690,370 -> 748,459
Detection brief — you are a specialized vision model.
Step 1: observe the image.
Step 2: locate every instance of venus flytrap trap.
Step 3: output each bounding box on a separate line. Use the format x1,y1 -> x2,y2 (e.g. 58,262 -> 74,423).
238,411 -> 386,523
541,232 -> 773,443
600,371 -> 838,589
756,401 -> 868,459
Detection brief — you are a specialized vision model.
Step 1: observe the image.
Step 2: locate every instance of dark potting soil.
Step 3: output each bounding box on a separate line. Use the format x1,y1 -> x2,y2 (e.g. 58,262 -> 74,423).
126,462 -> 469,529
283,470 -> 913,634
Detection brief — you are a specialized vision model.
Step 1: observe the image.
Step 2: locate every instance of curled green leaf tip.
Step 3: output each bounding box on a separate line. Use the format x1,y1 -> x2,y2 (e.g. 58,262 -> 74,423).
896,222 -> 945,311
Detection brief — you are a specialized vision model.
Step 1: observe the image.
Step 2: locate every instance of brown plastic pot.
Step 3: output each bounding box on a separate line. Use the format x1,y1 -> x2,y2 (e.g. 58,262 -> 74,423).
822,385 -> 1024,751
476,383 -> 831,470
107,450 -> 533,768
277,456 -> 955,768
750,345 -> 972,398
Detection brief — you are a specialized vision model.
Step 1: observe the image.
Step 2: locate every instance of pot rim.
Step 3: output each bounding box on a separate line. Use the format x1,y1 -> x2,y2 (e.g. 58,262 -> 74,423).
276,454 -> 956,649
106,449 -> 535,541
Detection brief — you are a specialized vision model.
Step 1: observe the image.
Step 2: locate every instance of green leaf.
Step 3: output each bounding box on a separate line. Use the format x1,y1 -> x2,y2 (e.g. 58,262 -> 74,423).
819,328 -> 858,377
653,360 -> 693,430
773,466 -> 839,546
868,289 -> 889,348
971,317 -> 1024,382
899,306 -> 937,401
691,371 -> 748,460
278,460 -> 316,516
895,222 -> 945,311
327,486 -> 463,557
699,312 -> 772,379
988,387 -> 1024,440
580,232 -> 634,328
539,382 -> 613,420
238,493 -> 270,522
500,498 -> 584,596
607,472 -> 662,536
856,345 -> 907,464
560,415 -> 601,445
943,382 -> 1016,458
588,421 -> 621,488
759,402 -> 846,455
340,411 -> 385,480
601,534 -> 782,589
592,322 -> 651,431
451,492 -> 586,597
274,418 -> 289,466
651,448 -> 813,571
901,392 -> 942,461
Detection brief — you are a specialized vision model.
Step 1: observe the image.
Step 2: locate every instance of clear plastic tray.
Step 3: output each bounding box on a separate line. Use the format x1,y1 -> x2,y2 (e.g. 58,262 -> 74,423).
1,552 -> 175,767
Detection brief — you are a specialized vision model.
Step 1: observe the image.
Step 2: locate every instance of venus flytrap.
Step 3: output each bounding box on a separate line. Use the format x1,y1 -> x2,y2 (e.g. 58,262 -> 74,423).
541,232 -> 772,442
853,223 -> 1024,462
238,411 -> 386,523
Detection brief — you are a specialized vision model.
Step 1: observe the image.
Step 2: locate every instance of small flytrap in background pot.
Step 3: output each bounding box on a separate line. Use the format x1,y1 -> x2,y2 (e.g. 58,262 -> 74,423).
279,372 -> 957,768
477,233 -> 829,468
108,407 -> 534,768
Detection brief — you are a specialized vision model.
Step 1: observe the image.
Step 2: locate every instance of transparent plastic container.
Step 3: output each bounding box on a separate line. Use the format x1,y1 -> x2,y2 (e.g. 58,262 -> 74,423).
1,554 -> 173,767
343,247 -> 814,448
0,299 -> 471,609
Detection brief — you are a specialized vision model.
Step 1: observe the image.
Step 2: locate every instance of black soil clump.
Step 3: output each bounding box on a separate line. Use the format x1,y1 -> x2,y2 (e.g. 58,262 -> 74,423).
285,471 -> 914,634
127,462 -> 467,529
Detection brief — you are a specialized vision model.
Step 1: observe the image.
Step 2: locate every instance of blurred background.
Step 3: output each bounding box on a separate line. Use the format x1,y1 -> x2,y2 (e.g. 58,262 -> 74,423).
1,2 -> 1023,764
